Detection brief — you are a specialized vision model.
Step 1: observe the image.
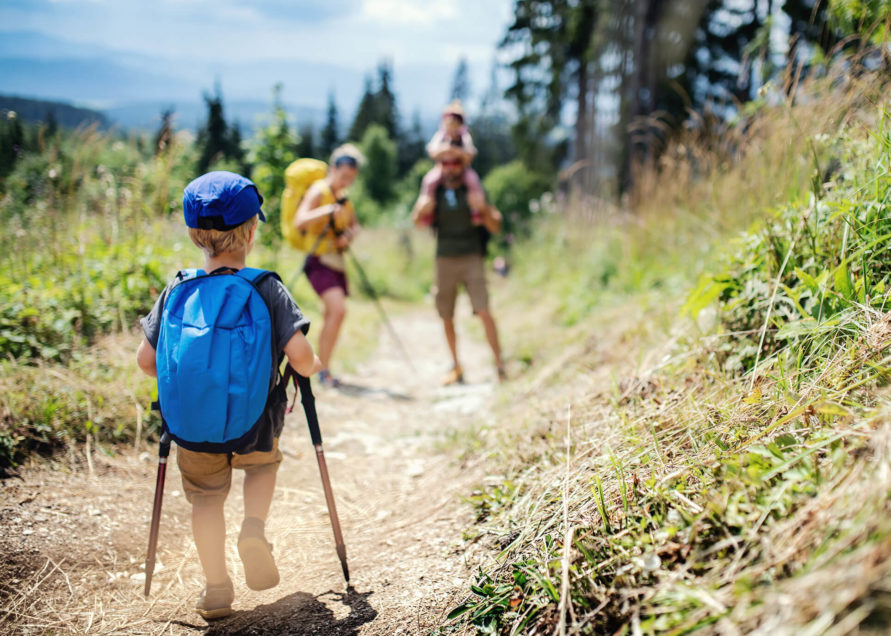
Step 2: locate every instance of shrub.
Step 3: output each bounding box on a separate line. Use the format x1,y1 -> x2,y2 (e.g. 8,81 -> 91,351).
483,160 -> 552,237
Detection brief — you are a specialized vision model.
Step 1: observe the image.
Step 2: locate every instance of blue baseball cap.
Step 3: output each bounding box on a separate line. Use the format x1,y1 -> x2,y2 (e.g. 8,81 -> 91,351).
183,171 -> 266,230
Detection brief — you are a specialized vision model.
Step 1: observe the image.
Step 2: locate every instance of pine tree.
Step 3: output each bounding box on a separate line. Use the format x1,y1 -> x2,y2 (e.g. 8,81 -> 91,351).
296,124 -> 317,159
348,76 -> 377,142
374,60 -> 399,140
348,61 -> 400,144
501,0 -> 600,172
195,84 -> 244,173
245,83 -> 300,241
154,108 -> 174,156
397,110 -> 427,177
320,91 -> 340,158
0,110 -> 24,180
359,124 -> 397,204
450,57 -> 471,103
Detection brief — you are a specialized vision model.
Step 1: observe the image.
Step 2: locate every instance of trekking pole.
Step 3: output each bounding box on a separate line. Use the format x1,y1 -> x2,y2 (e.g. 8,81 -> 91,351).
292,371 -> 350,583
144,430 -> 171,597
345,246 -> 416,373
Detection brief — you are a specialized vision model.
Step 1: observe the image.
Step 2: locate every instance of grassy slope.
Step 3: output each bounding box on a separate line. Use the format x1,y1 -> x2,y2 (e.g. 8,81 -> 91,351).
443,71 -> 891,634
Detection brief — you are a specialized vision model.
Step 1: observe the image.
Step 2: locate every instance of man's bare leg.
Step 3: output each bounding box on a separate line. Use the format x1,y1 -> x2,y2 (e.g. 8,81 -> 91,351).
442,318 -> 463,383
477,310 -> 504,377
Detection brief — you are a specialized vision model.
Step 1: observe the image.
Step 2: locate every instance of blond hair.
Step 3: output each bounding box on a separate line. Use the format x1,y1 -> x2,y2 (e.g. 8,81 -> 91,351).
188,215 -> 257,258
329,143 -> 366,168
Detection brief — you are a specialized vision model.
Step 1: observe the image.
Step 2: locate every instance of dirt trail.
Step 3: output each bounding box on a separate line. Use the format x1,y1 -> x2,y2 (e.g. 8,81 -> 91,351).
1,304 -> 501,635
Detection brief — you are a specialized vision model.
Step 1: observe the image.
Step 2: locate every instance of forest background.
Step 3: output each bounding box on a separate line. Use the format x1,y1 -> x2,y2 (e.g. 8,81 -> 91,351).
2,0 -> 891,633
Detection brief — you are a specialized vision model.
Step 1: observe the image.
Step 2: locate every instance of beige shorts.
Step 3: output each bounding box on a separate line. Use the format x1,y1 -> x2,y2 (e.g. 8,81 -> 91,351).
434,253 -> 489,320
176,438 -> 283,504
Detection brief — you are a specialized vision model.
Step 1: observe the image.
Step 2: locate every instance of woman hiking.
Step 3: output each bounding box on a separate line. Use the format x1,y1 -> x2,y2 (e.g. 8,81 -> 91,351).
294,144 -> 365,388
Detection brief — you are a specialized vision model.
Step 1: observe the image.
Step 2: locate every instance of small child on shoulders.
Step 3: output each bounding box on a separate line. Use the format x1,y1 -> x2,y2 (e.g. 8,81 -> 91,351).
419,100 -> 487,223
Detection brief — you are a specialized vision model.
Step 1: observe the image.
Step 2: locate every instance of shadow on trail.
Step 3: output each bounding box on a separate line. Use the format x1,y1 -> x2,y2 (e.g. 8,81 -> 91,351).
173,587 -> 378,635
333,380 -> 413,402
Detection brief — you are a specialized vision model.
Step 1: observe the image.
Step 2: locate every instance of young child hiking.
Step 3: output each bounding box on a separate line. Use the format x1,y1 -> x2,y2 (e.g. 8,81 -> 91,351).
136,171 -> 321,620
294,144 -> 364,388
418,100 -> 487,224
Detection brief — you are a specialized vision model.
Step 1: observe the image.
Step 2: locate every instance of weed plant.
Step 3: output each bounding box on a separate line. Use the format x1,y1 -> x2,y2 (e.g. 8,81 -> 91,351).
445,68 -> 891,633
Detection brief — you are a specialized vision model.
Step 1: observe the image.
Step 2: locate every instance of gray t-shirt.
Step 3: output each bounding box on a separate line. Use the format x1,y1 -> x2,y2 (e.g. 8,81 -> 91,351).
140,268 -> 310,454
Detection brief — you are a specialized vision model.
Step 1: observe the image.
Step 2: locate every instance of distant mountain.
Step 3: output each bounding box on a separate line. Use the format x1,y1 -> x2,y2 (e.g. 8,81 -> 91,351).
0,30 -> 455,133
0,95 -> 109,129
104,99 -> 327,134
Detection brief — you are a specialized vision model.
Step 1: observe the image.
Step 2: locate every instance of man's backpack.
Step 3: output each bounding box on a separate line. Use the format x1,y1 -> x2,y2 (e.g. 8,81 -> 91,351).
280,158 -> 329,250
155,267 -> 279,452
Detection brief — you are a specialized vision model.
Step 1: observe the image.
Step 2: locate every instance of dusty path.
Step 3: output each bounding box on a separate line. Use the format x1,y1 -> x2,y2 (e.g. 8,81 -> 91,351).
0,304 -> 501,635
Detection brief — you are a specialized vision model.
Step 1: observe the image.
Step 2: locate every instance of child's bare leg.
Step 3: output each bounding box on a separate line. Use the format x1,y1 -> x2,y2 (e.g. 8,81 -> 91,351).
467,190 -> 487,212
192,498 -> 229,585
464,168 -> 486,221
238,462 -> 281,591
243,464 -> 277,522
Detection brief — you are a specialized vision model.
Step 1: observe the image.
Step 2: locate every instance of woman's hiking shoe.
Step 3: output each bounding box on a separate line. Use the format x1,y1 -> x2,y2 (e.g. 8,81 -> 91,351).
195,578 -> 234,620
442,366 -> 464,386
318,369 -> 341,388
237,517 -> 280,591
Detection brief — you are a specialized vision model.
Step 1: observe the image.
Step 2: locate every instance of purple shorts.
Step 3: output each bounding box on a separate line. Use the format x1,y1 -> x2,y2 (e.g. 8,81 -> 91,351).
305,256 -> 349,297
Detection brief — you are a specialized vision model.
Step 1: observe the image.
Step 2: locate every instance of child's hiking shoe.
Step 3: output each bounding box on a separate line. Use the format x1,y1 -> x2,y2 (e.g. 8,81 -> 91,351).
442,366 -> 464,386
318,369 -> 341,388
238,517 -> 280,591
195,577 -> 234,620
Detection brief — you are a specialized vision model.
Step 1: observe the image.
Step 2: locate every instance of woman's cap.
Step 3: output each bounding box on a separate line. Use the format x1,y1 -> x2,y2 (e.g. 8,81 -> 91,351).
183,171 -> 266,230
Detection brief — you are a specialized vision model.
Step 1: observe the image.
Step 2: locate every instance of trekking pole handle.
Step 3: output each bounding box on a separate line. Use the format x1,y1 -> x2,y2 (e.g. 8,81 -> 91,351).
296,374 -> 323,446
159,431 -> 171,458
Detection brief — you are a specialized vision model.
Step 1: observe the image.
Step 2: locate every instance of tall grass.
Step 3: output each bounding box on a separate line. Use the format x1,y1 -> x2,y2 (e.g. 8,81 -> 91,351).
0,122 -> 434,471
0,126 -> 198,469
444,68 -> 891,633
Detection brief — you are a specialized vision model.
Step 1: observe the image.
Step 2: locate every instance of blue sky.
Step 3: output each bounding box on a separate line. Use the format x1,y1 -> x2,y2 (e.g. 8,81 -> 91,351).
0,0 -> 514,118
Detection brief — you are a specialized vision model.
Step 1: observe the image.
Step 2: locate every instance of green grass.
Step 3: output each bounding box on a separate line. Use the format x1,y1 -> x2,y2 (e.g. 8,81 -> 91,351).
442,69 -> 891,634
0,122 -> 433,470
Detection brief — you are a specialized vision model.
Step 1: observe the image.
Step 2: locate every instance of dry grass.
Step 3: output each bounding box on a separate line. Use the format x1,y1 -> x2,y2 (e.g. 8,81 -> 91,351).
443,68 -> 891,634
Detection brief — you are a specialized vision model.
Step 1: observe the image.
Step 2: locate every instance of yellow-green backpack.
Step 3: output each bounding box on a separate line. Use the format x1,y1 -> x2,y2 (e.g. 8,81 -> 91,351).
280,158 -> 328,250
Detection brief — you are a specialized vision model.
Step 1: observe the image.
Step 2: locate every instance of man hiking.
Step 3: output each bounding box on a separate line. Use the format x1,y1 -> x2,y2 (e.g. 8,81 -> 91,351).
411,144 -> 506,384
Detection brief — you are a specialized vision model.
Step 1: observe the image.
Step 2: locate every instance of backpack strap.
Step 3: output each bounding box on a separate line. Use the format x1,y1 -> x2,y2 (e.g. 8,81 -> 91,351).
235,267 -> 274,284
234,268 -> 286,391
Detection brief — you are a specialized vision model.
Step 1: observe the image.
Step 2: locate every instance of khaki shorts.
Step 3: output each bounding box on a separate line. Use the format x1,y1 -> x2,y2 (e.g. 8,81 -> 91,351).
435,253 -> 489,320
176,438 -> 283,504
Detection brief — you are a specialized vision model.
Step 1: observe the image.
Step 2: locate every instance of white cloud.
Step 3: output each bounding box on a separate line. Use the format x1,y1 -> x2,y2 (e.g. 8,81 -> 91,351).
361,0 -> 457,26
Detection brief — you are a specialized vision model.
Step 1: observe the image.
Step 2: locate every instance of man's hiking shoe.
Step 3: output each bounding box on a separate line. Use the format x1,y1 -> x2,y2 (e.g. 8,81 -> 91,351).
195,578 -> 234,620
238,517 -> 280,591
318,369 -> 341,388
442,366 -> 464,386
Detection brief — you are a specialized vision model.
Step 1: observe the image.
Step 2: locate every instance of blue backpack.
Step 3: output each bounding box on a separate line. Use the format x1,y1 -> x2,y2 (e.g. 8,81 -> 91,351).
155,267 -> 279,452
